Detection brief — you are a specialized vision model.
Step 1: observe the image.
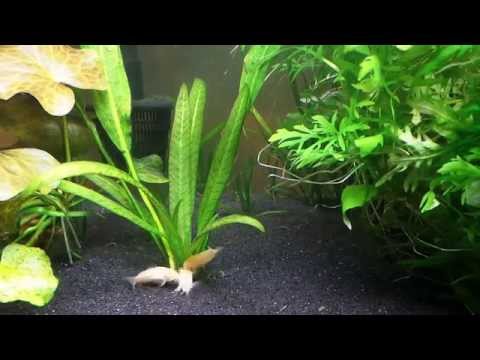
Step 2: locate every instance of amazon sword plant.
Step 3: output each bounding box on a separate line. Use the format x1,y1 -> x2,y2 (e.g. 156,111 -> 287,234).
19,45 -> 280,294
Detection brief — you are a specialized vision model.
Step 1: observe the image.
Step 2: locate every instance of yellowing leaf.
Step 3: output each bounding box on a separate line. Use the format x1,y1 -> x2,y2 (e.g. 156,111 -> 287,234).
0,45 -> 107,116
0,148 -> 60,201
0,244 -> 58,307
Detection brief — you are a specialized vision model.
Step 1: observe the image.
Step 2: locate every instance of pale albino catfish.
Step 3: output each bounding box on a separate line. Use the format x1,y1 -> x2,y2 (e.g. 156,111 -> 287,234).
124,247 -> 222,295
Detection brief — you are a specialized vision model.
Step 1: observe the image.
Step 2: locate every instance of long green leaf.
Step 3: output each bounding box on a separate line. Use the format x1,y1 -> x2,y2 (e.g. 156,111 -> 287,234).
193,214 -> 265,246
85,174 -> 133,208
140,186 -> 189,263
200,121 -> 225,146
168,84 -> 192,244
197,86 -> 251,235
23,161 -> 141,197
20,207 -> 88,218
78,47 -> 156,241
59,180 -> 158,235
239,45 -> 282,107
21,160 -> 184,268
189,79 -> 207,210
80,45 -> 132,153
21,160 -> 175,252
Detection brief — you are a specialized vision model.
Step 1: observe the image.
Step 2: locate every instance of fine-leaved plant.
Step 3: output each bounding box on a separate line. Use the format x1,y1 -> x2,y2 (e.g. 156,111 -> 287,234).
257,45 -> 480,312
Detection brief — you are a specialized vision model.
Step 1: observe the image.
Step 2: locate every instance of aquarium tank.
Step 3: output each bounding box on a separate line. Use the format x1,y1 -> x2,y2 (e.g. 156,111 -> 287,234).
0,45 -> 478,315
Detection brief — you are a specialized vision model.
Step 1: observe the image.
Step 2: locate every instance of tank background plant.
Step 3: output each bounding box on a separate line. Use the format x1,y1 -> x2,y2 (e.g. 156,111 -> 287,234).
254,45 -> 480,313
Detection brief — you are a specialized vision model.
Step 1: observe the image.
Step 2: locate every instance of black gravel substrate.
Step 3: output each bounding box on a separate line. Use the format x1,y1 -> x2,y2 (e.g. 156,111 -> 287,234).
1,196 -> 465,315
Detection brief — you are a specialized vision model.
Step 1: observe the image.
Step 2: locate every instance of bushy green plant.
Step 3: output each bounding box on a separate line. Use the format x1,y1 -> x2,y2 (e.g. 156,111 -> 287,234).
11,115 -> 88,264
13,189 -> 86,263
262,45 -> 480,312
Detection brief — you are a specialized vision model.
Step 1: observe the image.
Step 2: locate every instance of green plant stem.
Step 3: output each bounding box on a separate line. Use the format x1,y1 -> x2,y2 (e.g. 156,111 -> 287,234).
75,103 -> 115,165
122,141 -> 176,269
60,217 -> 73,264
44,217 -> 58,250
64,216 -> 82,250
62,116 -> 71,162
251,107 -> 273,140
76,101 -> 168,262
200,121 -> 225,146
25,216 -> 52,247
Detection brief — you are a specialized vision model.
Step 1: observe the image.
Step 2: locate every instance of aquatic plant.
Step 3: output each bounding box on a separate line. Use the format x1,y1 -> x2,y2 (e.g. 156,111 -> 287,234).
0,45 -> 107,116
234,157 -> 256,214
17,45 -> 281,294
237,46 -> 335,206
262,45 -> 480,312
0,150 -> 62,306
0,45 -> 107,306
13,187 -> 87,263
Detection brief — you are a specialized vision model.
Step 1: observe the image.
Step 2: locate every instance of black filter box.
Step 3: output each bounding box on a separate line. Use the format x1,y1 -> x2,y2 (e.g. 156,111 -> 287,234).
131,97 -> 172,159
91,97 -> 173,167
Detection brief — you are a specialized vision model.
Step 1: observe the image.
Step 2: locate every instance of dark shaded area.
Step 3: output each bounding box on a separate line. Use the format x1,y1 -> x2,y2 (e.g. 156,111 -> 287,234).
1,196 -> 465,315
0,95 -> 99,162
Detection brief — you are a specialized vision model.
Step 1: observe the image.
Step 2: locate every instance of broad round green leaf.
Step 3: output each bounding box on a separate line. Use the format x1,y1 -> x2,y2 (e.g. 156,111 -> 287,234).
354,134 -> 384,157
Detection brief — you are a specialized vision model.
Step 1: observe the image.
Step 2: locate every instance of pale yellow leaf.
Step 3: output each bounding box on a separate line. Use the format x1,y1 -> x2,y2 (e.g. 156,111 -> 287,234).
0,148 -> 60,201
0,45 -> 107,116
